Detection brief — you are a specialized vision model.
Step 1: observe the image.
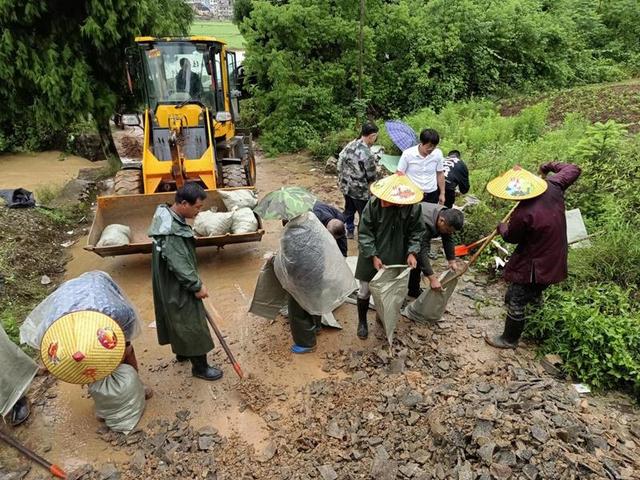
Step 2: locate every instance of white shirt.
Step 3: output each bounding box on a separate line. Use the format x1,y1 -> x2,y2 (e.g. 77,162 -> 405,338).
397,145 -> 444,193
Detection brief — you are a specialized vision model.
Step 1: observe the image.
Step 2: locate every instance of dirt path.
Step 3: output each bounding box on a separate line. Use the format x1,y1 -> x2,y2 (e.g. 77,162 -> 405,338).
2,152 -> 639,479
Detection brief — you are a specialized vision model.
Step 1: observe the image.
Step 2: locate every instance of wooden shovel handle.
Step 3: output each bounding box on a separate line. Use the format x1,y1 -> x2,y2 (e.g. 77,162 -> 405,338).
442,202 -> 519,287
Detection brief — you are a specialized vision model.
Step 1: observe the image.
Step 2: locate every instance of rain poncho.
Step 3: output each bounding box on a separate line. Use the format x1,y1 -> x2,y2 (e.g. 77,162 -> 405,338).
1,324 -> 37,417
148,204 -> 213,357
20,271 -> 141,349
274,213 -> 356,315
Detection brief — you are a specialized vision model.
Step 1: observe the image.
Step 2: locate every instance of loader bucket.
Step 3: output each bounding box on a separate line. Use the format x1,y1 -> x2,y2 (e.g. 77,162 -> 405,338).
85,189 -> 264,257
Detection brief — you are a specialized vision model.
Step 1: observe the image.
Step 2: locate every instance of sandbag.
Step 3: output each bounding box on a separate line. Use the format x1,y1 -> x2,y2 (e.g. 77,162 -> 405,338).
219,189 -> 258,210
88,364 -> 145,434
369,266 -> 411,346
249,256 -> 288,320
274,213 -> 357,315
402,269 -> 459,323
194,210 -> 233,236
231,207 -> 259,234
20,271 -> 141,348
97,224 -> 131,247
0,324 -> 38,417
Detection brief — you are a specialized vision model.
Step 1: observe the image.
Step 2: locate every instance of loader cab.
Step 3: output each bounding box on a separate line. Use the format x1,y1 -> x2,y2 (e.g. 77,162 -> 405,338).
125,37 -> 250,194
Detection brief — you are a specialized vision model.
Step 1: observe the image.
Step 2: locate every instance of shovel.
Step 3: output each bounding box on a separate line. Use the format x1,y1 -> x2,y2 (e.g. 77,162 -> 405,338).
454,234 -> 492,257
203,300 -> 245,379
0,429 -> 67,479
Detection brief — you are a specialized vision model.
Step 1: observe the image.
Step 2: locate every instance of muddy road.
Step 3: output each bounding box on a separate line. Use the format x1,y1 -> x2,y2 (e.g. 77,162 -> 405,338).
5,151 -> 372,475
2,150 -> 639,479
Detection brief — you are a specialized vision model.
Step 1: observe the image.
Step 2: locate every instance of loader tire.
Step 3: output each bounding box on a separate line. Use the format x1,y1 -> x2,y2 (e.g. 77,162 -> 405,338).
114,169 -> 143,195
221,164 -> 249,188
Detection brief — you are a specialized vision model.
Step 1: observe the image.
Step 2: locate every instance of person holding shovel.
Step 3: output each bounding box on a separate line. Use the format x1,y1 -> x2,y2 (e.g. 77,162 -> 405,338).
148,183 -> 223,381
485,162 -> 581,349
354,174 -> 425,339
407,205 -> 465,298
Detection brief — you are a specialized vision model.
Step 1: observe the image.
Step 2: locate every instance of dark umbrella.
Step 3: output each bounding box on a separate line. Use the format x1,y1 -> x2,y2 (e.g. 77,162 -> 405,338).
385,120 -> 419,151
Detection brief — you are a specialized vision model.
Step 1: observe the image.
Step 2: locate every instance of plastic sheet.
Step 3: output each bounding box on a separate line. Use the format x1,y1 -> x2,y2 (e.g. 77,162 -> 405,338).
369,266 -> 411,345
402,270 -> 459,323
88,364 -> 145,434
20,271 -> 141,349
274,213 -> 357,315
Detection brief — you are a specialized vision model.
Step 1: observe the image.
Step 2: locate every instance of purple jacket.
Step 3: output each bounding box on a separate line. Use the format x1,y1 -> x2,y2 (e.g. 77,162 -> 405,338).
498,162 -> 581,285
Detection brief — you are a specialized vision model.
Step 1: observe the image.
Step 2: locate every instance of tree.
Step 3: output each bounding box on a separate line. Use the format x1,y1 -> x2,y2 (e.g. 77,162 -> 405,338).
0,0 -> 193,154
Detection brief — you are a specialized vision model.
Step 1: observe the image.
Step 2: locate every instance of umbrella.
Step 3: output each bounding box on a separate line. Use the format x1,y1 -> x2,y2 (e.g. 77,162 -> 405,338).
385,120 -> 419,152
253,187 -> 317,221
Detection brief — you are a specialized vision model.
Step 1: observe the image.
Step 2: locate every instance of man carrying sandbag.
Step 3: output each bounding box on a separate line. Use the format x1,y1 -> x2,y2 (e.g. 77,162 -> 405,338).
148,183 -> 222,381
408,205 -> 465,298
355,174 -> 425,339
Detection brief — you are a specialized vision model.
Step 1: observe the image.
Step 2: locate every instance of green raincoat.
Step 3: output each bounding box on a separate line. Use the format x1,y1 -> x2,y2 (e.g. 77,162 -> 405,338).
148,204 -> 213,356
355,198 -> 425,282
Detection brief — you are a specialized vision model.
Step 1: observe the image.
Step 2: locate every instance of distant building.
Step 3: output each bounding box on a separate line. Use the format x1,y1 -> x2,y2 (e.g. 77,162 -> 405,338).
187,0 -> 234,20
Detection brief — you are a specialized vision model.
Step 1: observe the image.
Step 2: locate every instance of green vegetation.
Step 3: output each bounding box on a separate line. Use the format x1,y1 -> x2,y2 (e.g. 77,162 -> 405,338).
191,21 -> 245,49
238,0 -> 640,155
325,83 -> 640,396
0,1 -> 193,154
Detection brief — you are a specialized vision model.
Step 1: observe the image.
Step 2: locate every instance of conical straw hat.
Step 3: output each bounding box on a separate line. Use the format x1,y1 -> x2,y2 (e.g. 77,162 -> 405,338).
486,165 -> 548,201
40,311 -> 125,385
370,174 -> 423,205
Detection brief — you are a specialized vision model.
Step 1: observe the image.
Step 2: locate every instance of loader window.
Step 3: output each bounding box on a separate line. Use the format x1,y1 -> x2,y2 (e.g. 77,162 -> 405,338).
141,41 -> 221,112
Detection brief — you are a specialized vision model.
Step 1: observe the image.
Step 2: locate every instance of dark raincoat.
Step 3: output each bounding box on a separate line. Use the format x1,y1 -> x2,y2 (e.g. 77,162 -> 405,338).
148,205 -> 213,356
498,162 -> 581,285
355,197 -> 425,282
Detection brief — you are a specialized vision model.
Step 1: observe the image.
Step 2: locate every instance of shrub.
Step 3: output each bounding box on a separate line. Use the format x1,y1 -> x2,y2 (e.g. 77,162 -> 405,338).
526,282 -> 640,394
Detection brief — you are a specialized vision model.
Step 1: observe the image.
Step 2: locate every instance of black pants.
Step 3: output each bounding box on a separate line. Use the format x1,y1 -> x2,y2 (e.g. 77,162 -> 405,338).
343,195 -> 368,233
422,190 -> 439,204
288,296 -> 321,348
505,283 -> 547,323
444,188 -> 456,208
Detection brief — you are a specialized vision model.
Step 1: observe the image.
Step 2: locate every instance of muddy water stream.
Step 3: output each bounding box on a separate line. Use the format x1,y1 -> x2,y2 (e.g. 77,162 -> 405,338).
9,151 -> 367,475
0,151 -> 104,193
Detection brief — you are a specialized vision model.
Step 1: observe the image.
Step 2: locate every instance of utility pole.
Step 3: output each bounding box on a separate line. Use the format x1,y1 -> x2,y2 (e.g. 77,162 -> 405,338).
357,0 -> 365,101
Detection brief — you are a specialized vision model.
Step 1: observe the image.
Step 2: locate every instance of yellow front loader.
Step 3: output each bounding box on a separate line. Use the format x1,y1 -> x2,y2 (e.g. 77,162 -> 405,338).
85,36 -> 263,257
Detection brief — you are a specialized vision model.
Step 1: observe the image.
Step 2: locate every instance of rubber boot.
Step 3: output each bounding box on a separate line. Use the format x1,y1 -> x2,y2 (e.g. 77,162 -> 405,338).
357,298 -> 369,339
485,316 -> 525,349
407,268 -> 424,298
190,355 -> 223,381
10,396 -> 30,427
176,354 -> 189,362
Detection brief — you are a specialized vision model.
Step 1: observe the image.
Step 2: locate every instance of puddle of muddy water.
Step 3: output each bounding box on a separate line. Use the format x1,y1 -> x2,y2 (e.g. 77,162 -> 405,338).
0,151 -> 104,193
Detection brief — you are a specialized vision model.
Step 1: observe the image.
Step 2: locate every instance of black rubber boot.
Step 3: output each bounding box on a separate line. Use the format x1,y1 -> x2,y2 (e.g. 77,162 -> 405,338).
176,354 -> 189,362
485,316 -> 525,349
357,298 -> 369,339
10,396 -> 30,426
190,355 -> 223,381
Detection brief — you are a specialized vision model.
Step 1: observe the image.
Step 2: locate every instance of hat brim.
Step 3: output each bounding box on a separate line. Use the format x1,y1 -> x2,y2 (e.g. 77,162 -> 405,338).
370,175 -> 423,205
40,311 -> 125,385
486,172 -> 548,201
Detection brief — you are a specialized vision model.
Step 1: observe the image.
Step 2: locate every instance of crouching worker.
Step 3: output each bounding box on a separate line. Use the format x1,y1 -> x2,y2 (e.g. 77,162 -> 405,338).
355,174 -> 425,339
484,163 -> 581,349
408,205 -> 464,297
148,183 -> 222,381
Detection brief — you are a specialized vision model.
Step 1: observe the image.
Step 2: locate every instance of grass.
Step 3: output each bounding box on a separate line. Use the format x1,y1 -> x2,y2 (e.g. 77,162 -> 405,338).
191,21 -> 245,49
